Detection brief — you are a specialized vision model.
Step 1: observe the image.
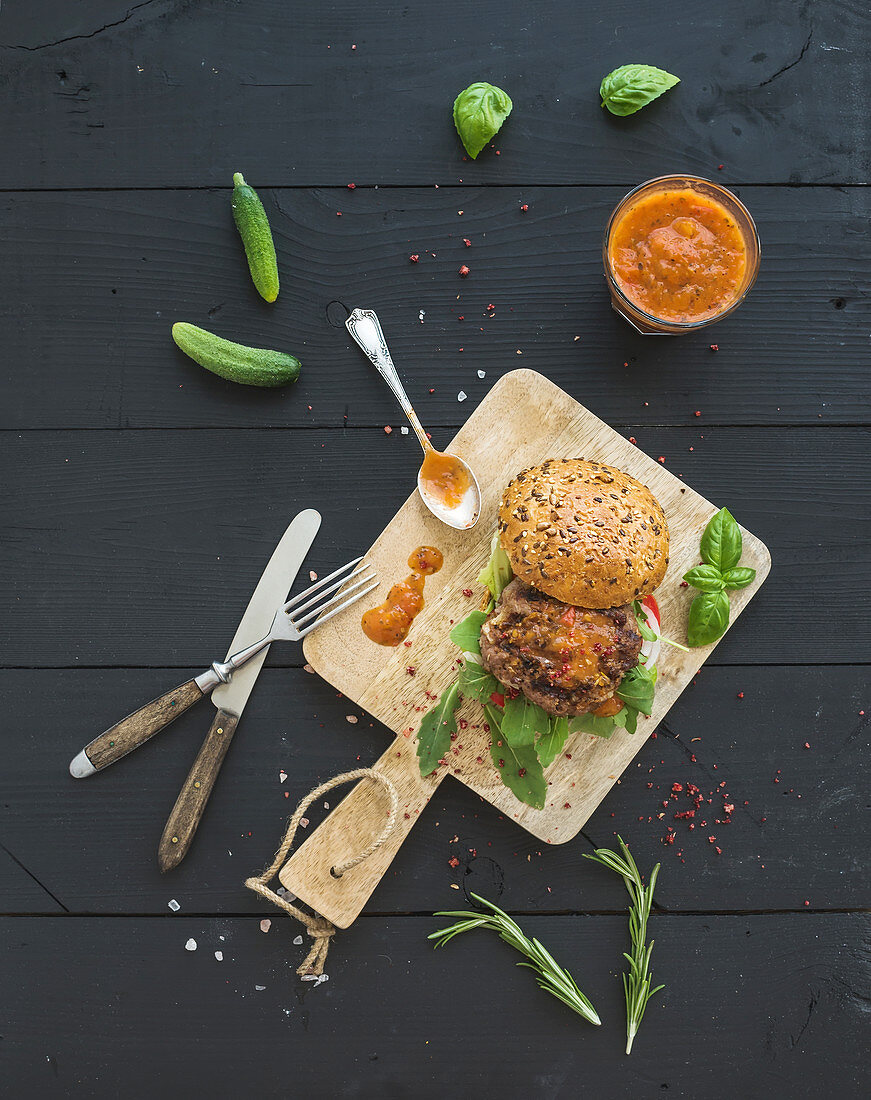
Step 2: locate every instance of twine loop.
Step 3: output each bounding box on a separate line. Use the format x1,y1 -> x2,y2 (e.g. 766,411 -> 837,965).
245,767 -> 398,976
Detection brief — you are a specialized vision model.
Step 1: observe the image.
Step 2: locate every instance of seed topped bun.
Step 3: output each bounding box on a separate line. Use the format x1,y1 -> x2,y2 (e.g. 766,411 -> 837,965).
498,458 -> 669,608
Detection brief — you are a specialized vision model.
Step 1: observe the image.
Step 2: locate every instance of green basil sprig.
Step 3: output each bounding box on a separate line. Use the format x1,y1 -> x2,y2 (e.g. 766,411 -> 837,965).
453,82 -> 513,159
599,64 -> 680,117
684,508 -> 757,646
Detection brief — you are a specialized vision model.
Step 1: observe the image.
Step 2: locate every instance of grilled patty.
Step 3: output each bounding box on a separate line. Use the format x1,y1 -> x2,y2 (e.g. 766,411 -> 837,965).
479,578 -> 642,717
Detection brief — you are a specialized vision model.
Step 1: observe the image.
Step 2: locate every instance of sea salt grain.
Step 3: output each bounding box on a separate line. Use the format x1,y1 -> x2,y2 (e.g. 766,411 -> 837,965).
260,919 -> 272,933
168,899 -> 180,912
255,985 -> 266,991
457,391 -> 467,402
185,938 -> 197,952
293,935 -> 304,945
400,426 -> 409,435
214,951 -> 223,961
279,770 -> 287,783
477,370 -> 486,379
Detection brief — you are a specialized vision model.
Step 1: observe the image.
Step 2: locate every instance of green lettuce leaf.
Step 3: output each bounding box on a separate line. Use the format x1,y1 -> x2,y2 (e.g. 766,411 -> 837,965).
477,532 -> 513,601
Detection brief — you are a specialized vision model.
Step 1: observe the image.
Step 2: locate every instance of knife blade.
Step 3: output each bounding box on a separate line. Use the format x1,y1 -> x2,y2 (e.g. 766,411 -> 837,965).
156,508 -> 321,871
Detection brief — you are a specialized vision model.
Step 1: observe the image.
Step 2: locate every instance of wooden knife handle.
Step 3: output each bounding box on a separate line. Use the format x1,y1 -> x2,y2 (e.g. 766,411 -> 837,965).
77,679 -> 204,773
277,733 -> 446,928
157,708 -> 239,872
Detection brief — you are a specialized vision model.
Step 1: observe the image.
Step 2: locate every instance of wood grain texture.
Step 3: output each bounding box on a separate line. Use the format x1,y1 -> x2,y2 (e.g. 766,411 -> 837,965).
2,425 -> 867,668
282,371 -> 770,922
1,186 -> 868,429
83,677 -> 203,770
0,1 -> 867,188
1,914 -> 867,1096
157,708 -> 240,872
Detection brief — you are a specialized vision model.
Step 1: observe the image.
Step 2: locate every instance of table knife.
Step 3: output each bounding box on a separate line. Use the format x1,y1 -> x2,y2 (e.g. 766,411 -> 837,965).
68,510 -> 321,782
155,508 -> 321,870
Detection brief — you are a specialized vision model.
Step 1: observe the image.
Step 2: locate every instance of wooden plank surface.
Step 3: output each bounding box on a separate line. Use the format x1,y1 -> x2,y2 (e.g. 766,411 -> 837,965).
0,1 -> 867,188
2,426 -> 866,667
1,667 -> 866,915
1,186 -> 868,429
1,914 -> 867,1097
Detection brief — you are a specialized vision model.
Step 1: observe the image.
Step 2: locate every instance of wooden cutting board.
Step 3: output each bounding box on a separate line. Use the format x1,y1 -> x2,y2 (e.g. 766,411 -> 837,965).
280,369 -> 770,926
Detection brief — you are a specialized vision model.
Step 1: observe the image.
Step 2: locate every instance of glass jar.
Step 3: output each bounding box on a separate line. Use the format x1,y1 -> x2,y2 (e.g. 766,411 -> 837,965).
603,175 -> 761,335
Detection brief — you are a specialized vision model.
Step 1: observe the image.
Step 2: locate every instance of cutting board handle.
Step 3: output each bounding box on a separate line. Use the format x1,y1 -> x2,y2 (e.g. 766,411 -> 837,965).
278,733 -> 442,928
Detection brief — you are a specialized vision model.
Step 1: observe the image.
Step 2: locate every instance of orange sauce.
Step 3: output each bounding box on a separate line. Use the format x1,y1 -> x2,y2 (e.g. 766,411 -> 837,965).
609,188 -> 747,323
592,696 -> 624,718
419,449 -> 471,510
361,546 -> 444,646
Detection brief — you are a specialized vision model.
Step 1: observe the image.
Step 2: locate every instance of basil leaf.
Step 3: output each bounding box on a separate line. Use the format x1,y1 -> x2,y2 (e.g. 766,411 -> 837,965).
686,590 -> 730,647
415,681 -> 460,776
501,695 -> 550,748
682,564 -> 725,593
457,660 -> 500,702
453,82 -> 513,159
599,64 -> 680,117
449,610 -> 488,655
721,566 -> 756,590
477,532 -> 513,601
569,713 -> 619,739
536,717 -> 570,768
632,599 -> 658,641
488,710 -> 547,809
700,507 -> 742,573
617,664 -> 657,715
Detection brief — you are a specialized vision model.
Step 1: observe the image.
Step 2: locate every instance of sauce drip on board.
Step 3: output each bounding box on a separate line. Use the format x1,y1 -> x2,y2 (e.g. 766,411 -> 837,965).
609,187 -> 748,323
419,449 -> 471,511
361,546 -> 444,646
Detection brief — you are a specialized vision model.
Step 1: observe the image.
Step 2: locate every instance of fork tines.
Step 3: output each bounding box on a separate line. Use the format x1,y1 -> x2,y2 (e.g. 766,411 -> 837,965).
285,556 -> 378,636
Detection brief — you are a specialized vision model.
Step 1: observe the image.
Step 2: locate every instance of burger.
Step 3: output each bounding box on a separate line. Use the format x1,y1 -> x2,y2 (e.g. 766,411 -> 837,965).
478,458 -> 669,727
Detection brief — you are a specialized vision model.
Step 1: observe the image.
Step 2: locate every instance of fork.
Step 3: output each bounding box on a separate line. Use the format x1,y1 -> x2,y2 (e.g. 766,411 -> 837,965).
69,556 -> 378,778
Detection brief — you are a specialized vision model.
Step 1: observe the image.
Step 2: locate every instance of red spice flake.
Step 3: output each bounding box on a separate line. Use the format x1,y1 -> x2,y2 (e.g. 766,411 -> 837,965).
486,303 -> 495,312
680,580 -> 689,588
563,802 -> 571,809
710,344 -> 719,352
405,666 -> 415,676
737,692 -> 744,699
628,437 -> 637,445
498,759 -> 505,768
671,782 -> 684,793
462,588 -> 473,597
724,803 -> 734,815
804,900 -> 810,906
347,182 -> 356,189
520,204 -> 528,212
804,741 -> 810,749
717,164 -> 724,170
715,846 -> 722,855
564,752 -> 572,760
409,254 -> 419,263
383,425 -> 393,434
448,856 -> 460,869
463,238 -> 471,247
458,265 -> 470,277
708,835 -> 716,843
518,768 -> 527,777
694,410 -> 701,417
657,456 -> 666,464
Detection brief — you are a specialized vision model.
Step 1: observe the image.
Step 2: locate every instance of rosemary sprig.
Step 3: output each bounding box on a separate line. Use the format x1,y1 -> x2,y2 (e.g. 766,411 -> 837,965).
429,892 -> 601,1027
584,836 -> 664,1054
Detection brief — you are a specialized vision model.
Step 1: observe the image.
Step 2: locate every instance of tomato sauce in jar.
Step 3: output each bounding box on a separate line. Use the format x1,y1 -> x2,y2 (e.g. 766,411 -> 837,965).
361,546 -> 443,646
608,186 -> 749,323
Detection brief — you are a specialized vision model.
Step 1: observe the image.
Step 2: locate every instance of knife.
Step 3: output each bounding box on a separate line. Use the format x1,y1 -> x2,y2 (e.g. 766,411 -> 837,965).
154,509 -> 322,870
68,510 -> 321,783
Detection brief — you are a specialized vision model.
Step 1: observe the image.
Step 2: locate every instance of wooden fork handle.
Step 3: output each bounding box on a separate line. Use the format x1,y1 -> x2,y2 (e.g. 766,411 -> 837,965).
70,679 -> 204,776
278,733 -> 447,928
157,708 -> 239,872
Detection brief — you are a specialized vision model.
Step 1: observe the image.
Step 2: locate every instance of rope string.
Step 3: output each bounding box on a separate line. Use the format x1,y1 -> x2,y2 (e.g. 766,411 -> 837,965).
245,767 -> 398,976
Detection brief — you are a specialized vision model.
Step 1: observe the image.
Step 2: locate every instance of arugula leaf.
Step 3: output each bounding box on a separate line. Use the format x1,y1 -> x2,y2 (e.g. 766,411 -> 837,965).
415,681 -> 460,776
599,64 -> 680,117
457,660 -> 500,702
721,566 -> 756,590
501,695 -> 550,748
682,564 -> 726,592
486,702 -> 547,809
449,610 -> 489,655
570,712 -> 619,738
700,507 -> 743,573
536,716 -> 570,767
687,589 -> 730,647
477,532 -> 513,601
453,82 -> 513,159
617,664 -> 657,716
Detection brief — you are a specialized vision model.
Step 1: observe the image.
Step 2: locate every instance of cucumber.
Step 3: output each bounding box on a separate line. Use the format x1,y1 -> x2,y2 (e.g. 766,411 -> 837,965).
231,172 -> 279,303
172,323 -> 300,387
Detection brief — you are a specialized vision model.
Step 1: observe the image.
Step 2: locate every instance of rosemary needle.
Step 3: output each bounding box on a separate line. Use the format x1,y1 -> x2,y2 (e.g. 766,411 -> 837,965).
429,892 -> 601,1027
584,836 -> 664,1054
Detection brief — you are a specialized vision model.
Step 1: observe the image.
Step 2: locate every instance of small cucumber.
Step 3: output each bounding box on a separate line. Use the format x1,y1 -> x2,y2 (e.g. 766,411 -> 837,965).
231,172 -> 279,303
172,322 -> 300,387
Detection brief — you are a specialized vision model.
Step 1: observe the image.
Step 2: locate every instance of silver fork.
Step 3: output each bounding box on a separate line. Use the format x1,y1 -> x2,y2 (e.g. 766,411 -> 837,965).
69,557 -> 378,778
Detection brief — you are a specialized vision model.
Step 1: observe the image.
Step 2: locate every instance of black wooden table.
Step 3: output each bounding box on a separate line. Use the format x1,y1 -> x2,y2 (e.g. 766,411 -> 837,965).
1,2 -> 868,1096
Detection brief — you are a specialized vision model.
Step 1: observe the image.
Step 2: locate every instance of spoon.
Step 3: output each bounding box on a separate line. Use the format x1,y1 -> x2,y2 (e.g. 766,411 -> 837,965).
345,308 -> 481,530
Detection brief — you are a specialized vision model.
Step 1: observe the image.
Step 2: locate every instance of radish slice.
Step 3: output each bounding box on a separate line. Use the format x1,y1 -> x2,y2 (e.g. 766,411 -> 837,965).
638,598 -> 661,669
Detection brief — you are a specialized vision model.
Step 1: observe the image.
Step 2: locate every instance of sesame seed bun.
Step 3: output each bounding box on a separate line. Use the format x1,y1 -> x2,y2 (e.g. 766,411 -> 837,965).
497,458 -> 669,608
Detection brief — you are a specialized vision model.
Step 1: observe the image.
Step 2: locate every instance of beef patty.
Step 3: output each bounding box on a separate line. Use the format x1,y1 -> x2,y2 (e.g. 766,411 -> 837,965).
479,578 -> 643,717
